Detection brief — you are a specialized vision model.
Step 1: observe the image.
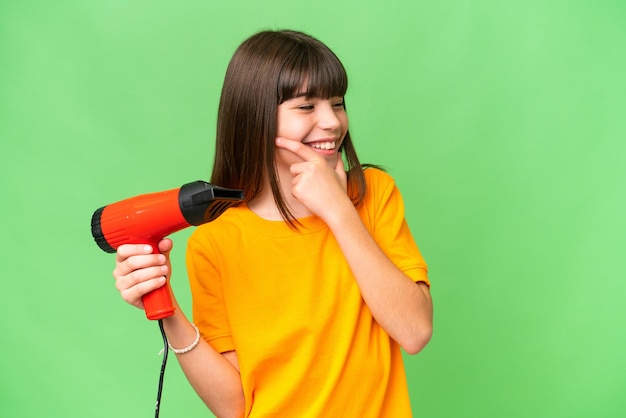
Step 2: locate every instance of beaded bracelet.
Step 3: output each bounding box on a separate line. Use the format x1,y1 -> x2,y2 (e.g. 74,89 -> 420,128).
168,323 -> 200,354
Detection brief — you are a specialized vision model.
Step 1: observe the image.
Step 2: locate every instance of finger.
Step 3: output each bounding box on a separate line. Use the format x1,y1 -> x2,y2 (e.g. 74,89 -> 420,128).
116,264 -> 168,290
114,252 -> 167,279
157,238 -> 173,256
126,253 -> 167,271
275,137 -> 324,163
119,276 -> 167,307
116,243 -> 153,262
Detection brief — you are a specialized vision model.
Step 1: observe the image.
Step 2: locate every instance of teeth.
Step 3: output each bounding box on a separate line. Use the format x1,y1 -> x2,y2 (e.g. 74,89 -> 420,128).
309,141 -> 336,150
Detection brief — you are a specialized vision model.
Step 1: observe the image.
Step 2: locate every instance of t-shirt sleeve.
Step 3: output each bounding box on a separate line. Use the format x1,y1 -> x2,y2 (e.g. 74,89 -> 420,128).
365,169 -> 430,286
186,231 -> 235,353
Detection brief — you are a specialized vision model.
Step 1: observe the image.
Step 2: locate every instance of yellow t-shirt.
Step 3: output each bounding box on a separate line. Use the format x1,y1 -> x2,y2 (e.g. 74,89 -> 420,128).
186,168 -> 429,417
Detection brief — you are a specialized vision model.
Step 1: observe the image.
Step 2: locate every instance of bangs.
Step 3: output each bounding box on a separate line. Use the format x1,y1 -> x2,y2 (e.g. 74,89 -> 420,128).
277,45 -> 348,102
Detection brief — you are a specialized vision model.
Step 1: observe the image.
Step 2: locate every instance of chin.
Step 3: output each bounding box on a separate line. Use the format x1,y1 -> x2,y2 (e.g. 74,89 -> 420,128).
323,153 -> 340,168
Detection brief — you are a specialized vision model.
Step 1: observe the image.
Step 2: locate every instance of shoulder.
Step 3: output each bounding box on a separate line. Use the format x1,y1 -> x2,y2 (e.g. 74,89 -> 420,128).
363,166 -> 398,199
356,167 -> 403,221
357,167 -> 411,234
188,206 -> 244,247
364,166 -> 394,185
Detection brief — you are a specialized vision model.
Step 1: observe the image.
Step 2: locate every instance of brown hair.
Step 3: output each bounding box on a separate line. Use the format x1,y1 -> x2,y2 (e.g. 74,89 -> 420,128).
211,29 -> 367,224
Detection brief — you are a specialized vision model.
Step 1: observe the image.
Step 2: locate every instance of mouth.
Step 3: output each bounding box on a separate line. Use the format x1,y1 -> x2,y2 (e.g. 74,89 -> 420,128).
305,140 -> 337,151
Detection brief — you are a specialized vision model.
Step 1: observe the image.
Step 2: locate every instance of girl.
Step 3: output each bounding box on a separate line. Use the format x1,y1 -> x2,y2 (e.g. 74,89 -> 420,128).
113,29 -> 433,418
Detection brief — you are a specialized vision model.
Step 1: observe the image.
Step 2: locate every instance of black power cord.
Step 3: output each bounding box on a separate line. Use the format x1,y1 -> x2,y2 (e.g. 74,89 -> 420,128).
155,319 -> 169,418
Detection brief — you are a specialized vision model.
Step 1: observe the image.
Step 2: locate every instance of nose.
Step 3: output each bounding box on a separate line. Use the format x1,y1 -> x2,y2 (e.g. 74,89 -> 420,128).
317,102 -> 342,131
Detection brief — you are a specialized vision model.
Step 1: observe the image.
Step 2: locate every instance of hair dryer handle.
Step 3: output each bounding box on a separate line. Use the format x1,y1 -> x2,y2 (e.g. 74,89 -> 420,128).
142,243 -> 176,320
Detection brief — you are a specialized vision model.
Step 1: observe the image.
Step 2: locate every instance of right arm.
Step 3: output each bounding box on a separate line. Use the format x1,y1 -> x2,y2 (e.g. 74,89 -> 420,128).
113,240 -> 245,418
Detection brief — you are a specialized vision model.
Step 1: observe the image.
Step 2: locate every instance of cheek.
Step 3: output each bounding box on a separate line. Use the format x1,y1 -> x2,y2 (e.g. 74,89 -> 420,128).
341,114 -> 349,134
337,115 -> 349,145
276,120 -> 306,140
274,147 -> 301,168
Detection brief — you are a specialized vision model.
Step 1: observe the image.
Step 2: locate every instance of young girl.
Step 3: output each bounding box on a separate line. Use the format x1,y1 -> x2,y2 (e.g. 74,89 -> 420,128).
113,29 -> 433,417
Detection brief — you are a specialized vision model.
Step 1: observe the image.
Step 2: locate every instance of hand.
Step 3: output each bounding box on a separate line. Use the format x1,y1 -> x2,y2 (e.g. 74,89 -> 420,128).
275,137 -> 351,221
113,238 -> 173,310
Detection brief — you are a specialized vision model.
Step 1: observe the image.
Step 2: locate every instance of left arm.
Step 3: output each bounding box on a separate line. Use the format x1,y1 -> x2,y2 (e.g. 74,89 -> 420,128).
275,138 -> 433,354
324,202 -> 433,354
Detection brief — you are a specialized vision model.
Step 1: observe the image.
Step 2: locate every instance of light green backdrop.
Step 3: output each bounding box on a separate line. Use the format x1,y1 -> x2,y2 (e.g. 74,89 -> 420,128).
1,1 -> 624,417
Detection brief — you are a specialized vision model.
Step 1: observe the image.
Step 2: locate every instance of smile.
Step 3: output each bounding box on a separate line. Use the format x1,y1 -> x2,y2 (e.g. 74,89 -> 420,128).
307,140 -> 336,150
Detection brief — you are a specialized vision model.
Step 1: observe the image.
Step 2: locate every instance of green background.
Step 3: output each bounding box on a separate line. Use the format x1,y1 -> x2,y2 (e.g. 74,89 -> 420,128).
1,1 -> 625,417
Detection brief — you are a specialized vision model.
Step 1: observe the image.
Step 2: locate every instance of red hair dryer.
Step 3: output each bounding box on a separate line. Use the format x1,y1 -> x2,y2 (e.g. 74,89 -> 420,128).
91,181 -> 244,320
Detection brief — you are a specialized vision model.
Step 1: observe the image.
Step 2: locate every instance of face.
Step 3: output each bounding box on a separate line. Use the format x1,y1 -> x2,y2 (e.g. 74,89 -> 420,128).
275,93 -> 348,169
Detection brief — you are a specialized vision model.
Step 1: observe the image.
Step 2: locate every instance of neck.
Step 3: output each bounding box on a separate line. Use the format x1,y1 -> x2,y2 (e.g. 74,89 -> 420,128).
247,174 -> 313,221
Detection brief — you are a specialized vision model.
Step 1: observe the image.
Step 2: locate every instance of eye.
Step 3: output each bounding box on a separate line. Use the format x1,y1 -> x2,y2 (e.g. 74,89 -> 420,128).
298,104 -> 314,111
332,99 -> 345,108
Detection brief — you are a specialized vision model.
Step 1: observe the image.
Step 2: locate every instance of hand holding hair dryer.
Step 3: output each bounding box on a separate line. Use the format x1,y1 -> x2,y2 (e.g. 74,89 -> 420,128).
91,181 -> 244,320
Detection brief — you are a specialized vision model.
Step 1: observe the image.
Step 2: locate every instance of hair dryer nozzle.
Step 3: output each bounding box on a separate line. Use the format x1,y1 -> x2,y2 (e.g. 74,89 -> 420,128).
179,181 -> 245,225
